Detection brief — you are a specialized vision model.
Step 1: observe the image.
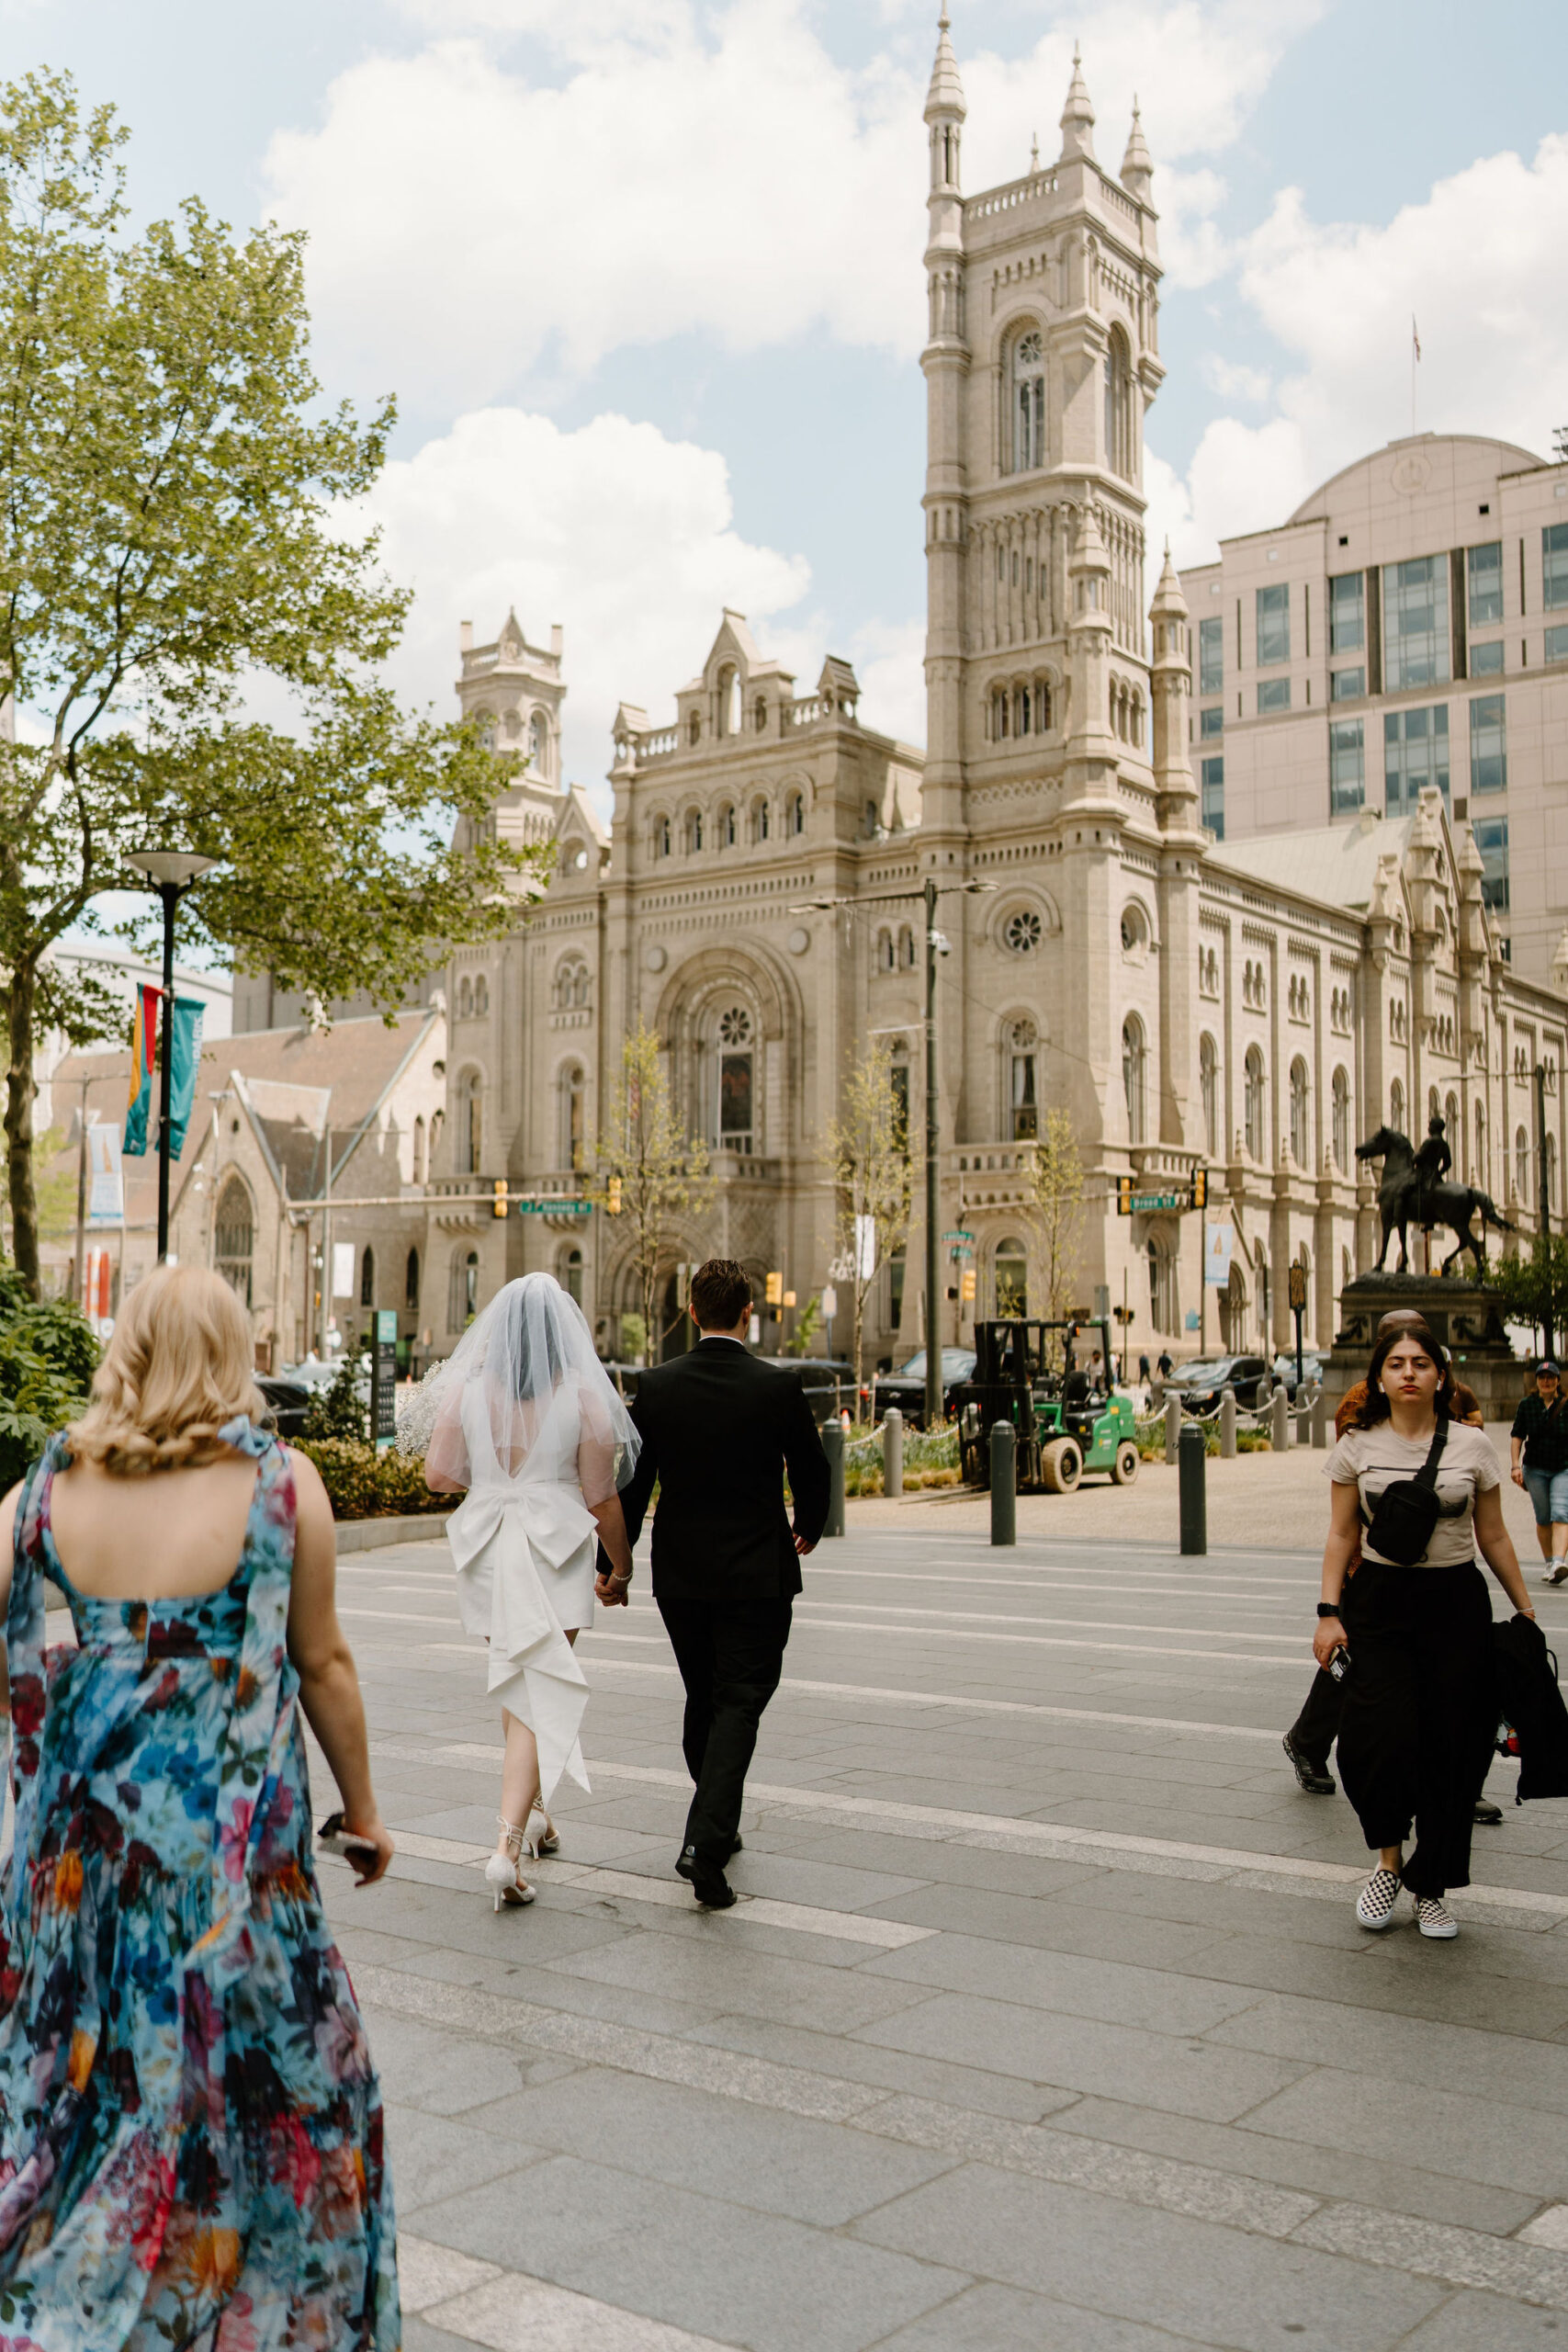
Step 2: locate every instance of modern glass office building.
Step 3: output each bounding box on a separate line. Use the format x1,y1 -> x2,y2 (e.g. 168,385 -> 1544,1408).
1180,435 -> 1568,983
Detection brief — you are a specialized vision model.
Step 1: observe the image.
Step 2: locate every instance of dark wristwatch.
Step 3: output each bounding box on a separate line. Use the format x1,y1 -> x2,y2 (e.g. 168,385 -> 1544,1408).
1316,1602 -> 1342,1620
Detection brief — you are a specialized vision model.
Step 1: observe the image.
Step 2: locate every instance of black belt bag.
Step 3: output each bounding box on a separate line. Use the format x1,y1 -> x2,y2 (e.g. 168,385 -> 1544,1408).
1362,1421 -> 1448,1566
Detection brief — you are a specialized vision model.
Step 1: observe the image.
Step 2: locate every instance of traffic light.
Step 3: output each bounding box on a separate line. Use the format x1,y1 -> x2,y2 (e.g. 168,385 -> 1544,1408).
1115,1174 -> 1134,1216
960,1266 -> 976,1303
492,1179 -> 508,1217
605,1174 -> 623,1216
1190,1168 -> 1208,1210
764,1271 -> 783,1305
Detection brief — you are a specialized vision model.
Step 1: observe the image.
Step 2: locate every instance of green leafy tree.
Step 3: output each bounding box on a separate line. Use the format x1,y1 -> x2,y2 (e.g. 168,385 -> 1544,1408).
826,1038 -> 913,1398
593,1023 -> 715,1361
0,1261 -> 98,1482
302,1344 -> 369,1443
1019,1107 -> 1087,1322
1487,1238 -> 1568,1356
785,1292 -> 823,1356
0,73 -> 536,1295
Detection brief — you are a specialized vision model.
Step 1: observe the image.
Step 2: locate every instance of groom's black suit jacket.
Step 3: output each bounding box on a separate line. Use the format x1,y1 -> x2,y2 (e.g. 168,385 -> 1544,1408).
619,1339 -> 831,1601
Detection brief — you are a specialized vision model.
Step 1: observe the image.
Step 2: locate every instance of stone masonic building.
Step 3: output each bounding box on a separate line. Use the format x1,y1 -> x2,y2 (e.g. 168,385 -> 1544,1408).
418,29 -> 1568,1372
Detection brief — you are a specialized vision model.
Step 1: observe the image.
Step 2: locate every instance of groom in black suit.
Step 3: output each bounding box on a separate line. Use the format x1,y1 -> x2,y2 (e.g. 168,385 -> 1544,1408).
604,1258 -> 831,1907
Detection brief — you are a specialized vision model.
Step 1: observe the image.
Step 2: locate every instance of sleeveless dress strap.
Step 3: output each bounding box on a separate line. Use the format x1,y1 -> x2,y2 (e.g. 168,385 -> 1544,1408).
6,1436 -> 67,1906
191,1419 -> 301,1986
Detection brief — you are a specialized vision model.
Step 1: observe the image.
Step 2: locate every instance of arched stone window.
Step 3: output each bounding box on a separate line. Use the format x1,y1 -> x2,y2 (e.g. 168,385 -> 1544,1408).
554,957 -> 591,1012
1011,328 -> 1045,472
458,976 -> 472,1018
685,807 -> 704,854
785,790 -> 805,837
448,1246 -> 479,1334
528,710 -> 547,774
1517,1125 -> 1530,1204
359,1245 -> 375,1308
687,710 -> 701,747
1289,1057 -> 1311,1167
713,1005 -> 755,1154
457,1070 -> 483,1175
560,1063 -> 585,1170
1332,1067 -> 1349,1172
652,812 -> 671,859
559,1245 -> 583,1306
1146,1232 -> 1178,1334
1244,1046 -> 1266,1159
750,796 -> 771,844
1199,1033 -> 1217,1158
1391,1076 -> 1405,1135
753,695 -> 767,734
1445,1091 -> 1461,1171
1122,1015 -> 1146,1145
215,1177 -> 254,1307
1104,325 -> 1134,479
405,1246 -> 421,1310
717,665 -> 740,737
718,803 -> 737,848
1009,1019 -> 1038,1140
473,974 -> 489,1017
900,926 -> 917,969
876,930 -> 895,974
412,1114 -> 427,1185
994,1236 -> 1029,1317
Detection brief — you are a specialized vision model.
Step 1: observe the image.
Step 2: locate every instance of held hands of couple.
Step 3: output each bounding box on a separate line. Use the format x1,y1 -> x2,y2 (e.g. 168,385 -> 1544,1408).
595,1568 -> 632,1609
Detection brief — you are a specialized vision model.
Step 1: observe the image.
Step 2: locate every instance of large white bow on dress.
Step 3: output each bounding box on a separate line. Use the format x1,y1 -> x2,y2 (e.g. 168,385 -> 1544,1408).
446,1479 -> 596,1807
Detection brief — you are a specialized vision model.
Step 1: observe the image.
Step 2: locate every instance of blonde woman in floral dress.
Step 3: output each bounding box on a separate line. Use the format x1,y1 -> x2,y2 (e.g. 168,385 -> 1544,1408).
0,1266 -> 400,2348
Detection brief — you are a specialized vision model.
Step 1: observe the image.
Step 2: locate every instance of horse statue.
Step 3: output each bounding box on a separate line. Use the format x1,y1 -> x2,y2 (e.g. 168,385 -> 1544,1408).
1356,1125 -> 1514,1276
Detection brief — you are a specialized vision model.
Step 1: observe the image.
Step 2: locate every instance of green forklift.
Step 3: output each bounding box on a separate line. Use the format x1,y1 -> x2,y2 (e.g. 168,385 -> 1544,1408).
954,1318 -> 1141,1494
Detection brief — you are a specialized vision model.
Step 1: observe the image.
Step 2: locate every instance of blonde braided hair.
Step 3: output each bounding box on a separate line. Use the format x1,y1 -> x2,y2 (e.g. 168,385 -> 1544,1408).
68,1264 -> 265,1476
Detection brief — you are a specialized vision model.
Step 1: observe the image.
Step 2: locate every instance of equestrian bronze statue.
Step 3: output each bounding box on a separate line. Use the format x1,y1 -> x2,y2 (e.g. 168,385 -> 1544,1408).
1356,1117 -> 1513,1276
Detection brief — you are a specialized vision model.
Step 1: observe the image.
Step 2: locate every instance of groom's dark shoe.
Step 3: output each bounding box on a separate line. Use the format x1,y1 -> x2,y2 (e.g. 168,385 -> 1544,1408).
729,1835 -> 744,1857
677,1847 -> 738,1908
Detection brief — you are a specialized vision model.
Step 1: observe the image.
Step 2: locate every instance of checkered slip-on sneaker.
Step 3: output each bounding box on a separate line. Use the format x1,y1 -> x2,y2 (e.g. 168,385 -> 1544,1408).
1355,1867 -> 1403,1930
1414,1894 -> 1459,1939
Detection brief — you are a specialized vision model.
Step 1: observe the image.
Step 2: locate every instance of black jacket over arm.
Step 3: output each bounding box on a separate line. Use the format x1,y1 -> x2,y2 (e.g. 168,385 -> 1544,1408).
619,1340 -> 831,1601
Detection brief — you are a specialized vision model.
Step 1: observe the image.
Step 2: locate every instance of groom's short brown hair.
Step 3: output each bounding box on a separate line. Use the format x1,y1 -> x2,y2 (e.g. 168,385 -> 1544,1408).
690,1259 -> 752,1330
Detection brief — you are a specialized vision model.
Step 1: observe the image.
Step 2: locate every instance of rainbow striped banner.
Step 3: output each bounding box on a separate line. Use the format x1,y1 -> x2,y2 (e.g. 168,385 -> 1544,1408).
123,982 -> 160,1156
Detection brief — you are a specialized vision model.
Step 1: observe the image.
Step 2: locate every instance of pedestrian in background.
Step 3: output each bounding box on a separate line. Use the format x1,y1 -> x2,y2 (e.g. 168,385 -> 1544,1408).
1315,1317 -> 1534,1939
0,1265 -> 399,2346
1510,1360 -> 1568,1586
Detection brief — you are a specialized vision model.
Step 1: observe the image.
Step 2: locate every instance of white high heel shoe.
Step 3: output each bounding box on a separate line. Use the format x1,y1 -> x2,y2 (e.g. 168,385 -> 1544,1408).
526,1796 -> 559,1858
484,1816 -> 536,1911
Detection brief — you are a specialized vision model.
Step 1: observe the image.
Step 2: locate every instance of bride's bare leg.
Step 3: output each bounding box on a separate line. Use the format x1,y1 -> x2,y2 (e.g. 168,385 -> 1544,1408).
497,1707 -> 540,1851
496,1629 -> 580,1849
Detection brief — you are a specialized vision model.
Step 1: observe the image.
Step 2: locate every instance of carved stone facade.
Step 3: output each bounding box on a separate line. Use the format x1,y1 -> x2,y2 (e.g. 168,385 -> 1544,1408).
423,38 -> 1568,1367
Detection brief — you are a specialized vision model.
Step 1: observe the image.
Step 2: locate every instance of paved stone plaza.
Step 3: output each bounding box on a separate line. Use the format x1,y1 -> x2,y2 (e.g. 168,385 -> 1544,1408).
318,1494 -> 1568,2352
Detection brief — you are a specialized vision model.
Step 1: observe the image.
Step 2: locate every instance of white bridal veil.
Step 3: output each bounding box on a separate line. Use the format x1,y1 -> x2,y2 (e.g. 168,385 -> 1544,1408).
397,1273 -> 640,1500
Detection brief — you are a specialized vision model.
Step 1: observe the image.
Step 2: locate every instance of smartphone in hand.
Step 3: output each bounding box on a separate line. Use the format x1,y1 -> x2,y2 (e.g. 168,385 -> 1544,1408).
317,1810 -> 379,1871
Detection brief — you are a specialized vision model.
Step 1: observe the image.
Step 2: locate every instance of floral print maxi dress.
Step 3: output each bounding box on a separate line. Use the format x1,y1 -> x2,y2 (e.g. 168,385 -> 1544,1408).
0,1420 -> 400,2350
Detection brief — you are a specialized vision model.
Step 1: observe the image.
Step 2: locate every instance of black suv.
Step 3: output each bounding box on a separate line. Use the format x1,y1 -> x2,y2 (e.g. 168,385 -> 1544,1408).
873,1348 -> 977,1430
1170,1354 -> 1270,1413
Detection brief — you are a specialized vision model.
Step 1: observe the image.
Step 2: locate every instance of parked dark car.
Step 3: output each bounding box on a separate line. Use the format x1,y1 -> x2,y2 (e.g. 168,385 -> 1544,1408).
873,1348 -> 977,1430
255,1375 -> 311,1440
1270,1350 -> 1325,1400
765,1356 -> 858,1424
1170,1353 -> 1269,1413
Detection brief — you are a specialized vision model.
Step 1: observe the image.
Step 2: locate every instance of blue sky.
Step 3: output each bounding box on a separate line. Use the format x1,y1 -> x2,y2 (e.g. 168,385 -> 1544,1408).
9,0 -> 1568,787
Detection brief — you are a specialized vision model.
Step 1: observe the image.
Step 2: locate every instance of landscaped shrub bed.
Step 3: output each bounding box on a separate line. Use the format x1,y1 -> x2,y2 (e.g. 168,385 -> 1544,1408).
295,1438 -> 450,1521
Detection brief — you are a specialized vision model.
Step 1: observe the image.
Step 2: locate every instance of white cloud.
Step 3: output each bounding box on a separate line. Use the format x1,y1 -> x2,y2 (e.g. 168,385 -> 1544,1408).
263,1 -> 1322,408
1199,354 -> 1271,403
1162,134 -> 1568,561
360,405 -> 812,795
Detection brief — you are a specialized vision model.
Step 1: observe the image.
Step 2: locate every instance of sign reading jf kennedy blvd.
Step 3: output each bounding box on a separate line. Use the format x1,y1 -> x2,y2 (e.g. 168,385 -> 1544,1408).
515,1195 -> 593,1216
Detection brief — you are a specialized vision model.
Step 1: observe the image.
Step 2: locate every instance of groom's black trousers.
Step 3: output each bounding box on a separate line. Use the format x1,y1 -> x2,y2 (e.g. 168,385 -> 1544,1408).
657,1597 -> 793,1869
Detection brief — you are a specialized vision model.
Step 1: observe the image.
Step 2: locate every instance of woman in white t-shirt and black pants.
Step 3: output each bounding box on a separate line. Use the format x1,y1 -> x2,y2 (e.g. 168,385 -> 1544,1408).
1317,1317 -> 1535,1940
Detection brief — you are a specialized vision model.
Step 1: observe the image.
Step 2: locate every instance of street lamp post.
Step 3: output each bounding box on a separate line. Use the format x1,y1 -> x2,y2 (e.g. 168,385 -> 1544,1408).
125,850 -> 219,1261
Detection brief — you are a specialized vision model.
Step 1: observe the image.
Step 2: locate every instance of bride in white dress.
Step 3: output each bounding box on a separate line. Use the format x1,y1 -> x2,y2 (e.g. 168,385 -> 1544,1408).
404,1275 -> 639,1909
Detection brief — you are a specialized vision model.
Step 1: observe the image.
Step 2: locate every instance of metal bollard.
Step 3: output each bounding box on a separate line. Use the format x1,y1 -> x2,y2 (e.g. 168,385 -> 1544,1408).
1311,1387 -> 1327,1450
1165,1393 -> 1181,1465
1271,1385 -> 1290,1453
989,1421 -> 1017,1546
821,1419 -> 846,1537
883,1406 -> 903,1498
1179,1421 -> 1207,1555
1219,1385 -> 1236,1459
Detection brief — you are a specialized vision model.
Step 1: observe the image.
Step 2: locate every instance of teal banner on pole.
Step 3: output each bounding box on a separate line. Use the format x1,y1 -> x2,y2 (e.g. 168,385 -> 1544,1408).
164,997 -> 205,1158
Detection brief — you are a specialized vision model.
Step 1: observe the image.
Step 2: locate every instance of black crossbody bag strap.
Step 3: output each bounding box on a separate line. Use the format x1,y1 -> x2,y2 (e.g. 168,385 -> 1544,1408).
1359,1419 -> 1448,1532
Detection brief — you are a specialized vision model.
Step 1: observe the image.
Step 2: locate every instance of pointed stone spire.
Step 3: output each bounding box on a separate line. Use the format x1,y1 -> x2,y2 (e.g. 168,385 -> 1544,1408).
924,11 -> 966,126
1058,42 -> 1095,163
1149,539 -> 1186,626
1121,97 -> 1153,201
1149,543 -> 1198,831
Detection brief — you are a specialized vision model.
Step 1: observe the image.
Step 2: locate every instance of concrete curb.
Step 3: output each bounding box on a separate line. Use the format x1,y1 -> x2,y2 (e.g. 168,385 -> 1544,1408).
333,1512 -> 452,1555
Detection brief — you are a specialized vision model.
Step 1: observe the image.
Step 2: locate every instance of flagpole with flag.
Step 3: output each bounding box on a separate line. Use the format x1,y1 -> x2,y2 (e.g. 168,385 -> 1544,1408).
1412,314 -> 1421,436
